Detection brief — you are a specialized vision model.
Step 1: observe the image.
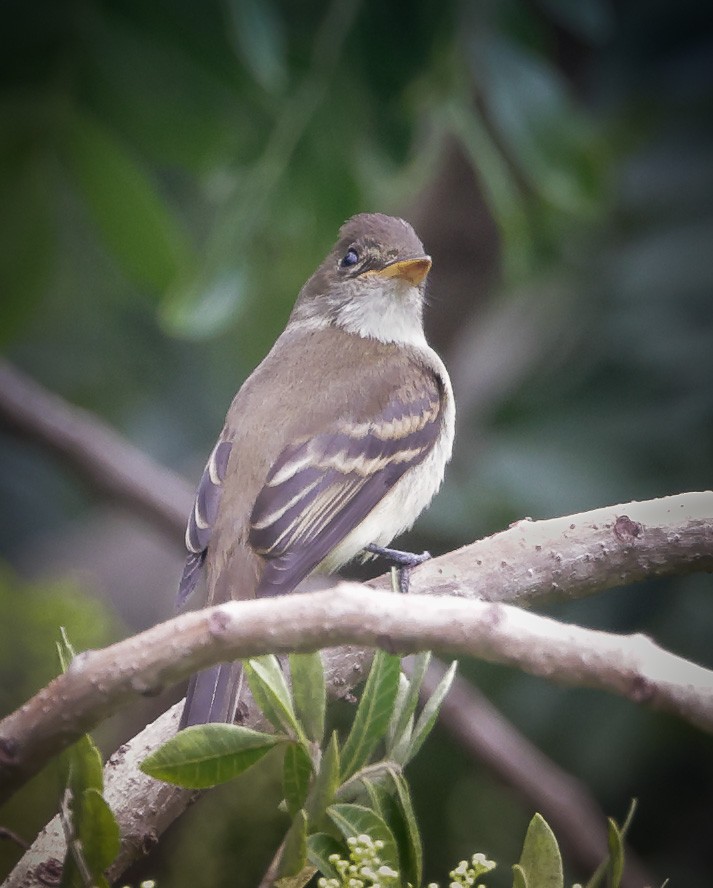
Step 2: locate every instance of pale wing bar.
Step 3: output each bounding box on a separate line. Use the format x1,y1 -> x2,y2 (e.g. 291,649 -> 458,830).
250,377 -> 443,597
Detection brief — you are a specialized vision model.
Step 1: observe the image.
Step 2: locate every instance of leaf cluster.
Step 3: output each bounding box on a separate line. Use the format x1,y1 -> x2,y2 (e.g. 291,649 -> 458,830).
141,651 -> 456,886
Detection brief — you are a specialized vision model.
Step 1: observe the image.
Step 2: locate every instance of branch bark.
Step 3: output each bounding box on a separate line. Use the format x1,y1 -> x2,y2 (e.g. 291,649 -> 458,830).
2,511 -> 713,808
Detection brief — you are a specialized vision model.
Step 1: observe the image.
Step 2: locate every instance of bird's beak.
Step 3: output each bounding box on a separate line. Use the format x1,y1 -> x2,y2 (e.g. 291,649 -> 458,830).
376,255 -> 432,286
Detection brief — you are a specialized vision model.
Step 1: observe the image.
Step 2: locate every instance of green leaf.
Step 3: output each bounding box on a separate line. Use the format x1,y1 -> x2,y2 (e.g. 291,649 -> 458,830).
56,627 -> 76,673
59,108 -> 191,292
388,770 -> 423,888
76,788 -> 121,875
307,833 -> 344,880
386,673 -> 410,748
305,732 -> 340,829
340,650 -> 401,780
515,813 -> 563,888
63,736 -> 103,799
584,800 -> 637,888
327,803 -> 400,875
406,660 -> 458,763
283,743 -> 313,818
359,775 -> 419,887
607,817 -> 625,888
60,788 -> 120,888
289,652 -> 326,743
389,653 -> 430,747
245,655 -> 301,738
278,809 -> 308,878
140,723 -> 285,788
512,864 -> 528,888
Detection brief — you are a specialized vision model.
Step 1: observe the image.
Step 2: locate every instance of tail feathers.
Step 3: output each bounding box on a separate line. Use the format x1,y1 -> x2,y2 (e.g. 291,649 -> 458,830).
179,661 -> 244,729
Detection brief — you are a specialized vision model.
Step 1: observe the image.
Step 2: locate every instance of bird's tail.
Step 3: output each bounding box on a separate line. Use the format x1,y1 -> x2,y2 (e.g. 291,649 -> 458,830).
179,661 -> 244,728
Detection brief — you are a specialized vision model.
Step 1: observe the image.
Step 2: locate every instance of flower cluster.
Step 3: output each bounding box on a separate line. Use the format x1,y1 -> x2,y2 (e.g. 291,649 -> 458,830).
317,834 -> 400,888
426,852 -> 496,888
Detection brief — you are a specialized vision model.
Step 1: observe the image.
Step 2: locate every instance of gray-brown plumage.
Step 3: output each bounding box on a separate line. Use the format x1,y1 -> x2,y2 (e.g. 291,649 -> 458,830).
179,213 -> 455,728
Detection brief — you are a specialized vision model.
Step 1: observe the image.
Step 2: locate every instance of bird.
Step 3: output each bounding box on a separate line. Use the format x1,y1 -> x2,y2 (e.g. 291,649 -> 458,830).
178,212 -> 455,728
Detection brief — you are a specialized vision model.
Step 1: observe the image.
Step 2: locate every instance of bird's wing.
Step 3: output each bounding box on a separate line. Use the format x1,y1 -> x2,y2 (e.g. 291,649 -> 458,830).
177,438 -> 232,608
249,371 -> 444,596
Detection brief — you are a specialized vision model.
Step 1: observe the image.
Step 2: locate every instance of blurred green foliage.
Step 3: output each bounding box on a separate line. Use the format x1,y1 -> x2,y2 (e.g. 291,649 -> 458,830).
0,568 -> 120,878
1,0 -> 712,884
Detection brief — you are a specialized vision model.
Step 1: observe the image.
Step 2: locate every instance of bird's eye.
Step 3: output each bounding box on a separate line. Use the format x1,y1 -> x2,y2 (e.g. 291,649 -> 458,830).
340,248 -> 359,268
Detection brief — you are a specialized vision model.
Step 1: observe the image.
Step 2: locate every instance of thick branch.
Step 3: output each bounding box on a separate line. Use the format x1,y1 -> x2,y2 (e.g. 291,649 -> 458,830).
0,359 -> 192,540
2,579 -> 713,808
387,491 -> 713,607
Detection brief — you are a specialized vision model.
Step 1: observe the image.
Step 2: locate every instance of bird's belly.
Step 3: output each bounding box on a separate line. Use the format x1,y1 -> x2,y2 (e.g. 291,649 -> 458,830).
315,430 -> 451,575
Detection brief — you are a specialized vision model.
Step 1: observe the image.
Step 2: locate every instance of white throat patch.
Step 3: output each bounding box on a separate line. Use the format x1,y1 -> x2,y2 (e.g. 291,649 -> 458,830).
333,279 -> 428,348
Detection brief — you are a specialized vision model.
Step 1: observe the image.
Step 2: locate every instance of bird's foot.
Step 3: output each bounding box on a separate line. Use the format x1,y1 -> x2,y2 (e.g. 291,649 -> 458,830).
364,543 -> 431,594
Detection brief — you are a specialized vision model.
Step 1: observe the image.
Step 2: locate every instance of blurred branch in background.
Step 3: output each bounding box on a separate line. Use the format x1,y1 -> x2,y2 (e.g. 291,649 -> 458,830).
0,359 -> 191,543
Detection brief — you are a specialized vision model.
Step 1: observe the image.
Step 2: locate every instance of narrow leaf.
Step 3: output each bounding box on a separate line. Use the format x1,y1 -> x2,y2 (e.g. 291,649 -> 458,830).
387,652 -> 431,752
305,732 -> 340,829
359,776 -> 416,884
56,627 -> 76,673
278,809 -> 308,878
76,788 -> 121,875
386,673 -> 410,748
607,817 -> 625,888
140,723 -> 285,788
340,650 -> 401,780
390,713 -> 415,766
407,660 -> 457,763
245,656 -> 301,737
64,736 -> 104,800
516,813 -> 563,888
388,770 -> 423,888
361,777 -> 386,816
327,803 -> 400,875
307,833 -> 344,880
283,743 -> 313,817
584,800 -> 637,888
289,652 -> 326,743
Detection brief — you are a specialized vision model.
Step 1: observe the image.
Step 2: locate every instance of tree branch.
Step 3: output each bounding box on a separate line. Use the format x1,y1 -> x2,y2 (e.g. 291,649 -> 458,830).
2,548 -> 713,809
386,491 -> 713,607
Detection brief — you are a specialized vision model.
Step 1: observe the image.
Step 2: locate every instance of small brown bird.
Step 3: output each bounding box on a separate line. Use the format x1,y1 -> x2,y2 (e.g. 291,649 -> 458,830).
178,213 -> 455,728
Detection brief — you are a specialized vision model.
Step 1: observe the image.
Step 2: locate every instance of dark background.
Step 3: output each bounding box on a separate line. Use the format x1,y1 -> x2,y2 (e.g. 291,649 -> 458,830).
1,0 -> 712,884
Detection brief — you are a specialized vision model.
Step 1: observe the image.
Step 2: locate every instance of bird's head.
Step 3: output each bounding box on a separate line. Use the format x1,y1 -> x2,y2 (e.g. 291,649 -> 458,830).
292,213 -> 432,346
